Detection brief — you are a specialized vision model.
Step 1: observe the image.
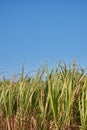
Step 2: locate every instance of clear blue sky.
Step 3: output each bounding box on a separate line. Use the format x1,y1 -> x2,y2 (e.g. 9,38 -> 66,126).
0,0 -> 87,75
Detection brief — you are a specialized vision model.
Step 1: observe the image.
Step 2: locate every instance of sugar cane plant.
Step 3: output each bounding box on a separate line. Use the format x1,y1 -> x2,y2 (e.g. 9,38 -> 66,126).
0,61 -> 87,130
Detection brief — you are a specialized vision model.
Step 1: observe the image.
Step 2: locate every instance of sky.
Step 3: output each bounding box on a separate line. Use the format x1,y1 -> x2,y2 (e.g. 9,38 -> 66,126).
0,0 -> 87,76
